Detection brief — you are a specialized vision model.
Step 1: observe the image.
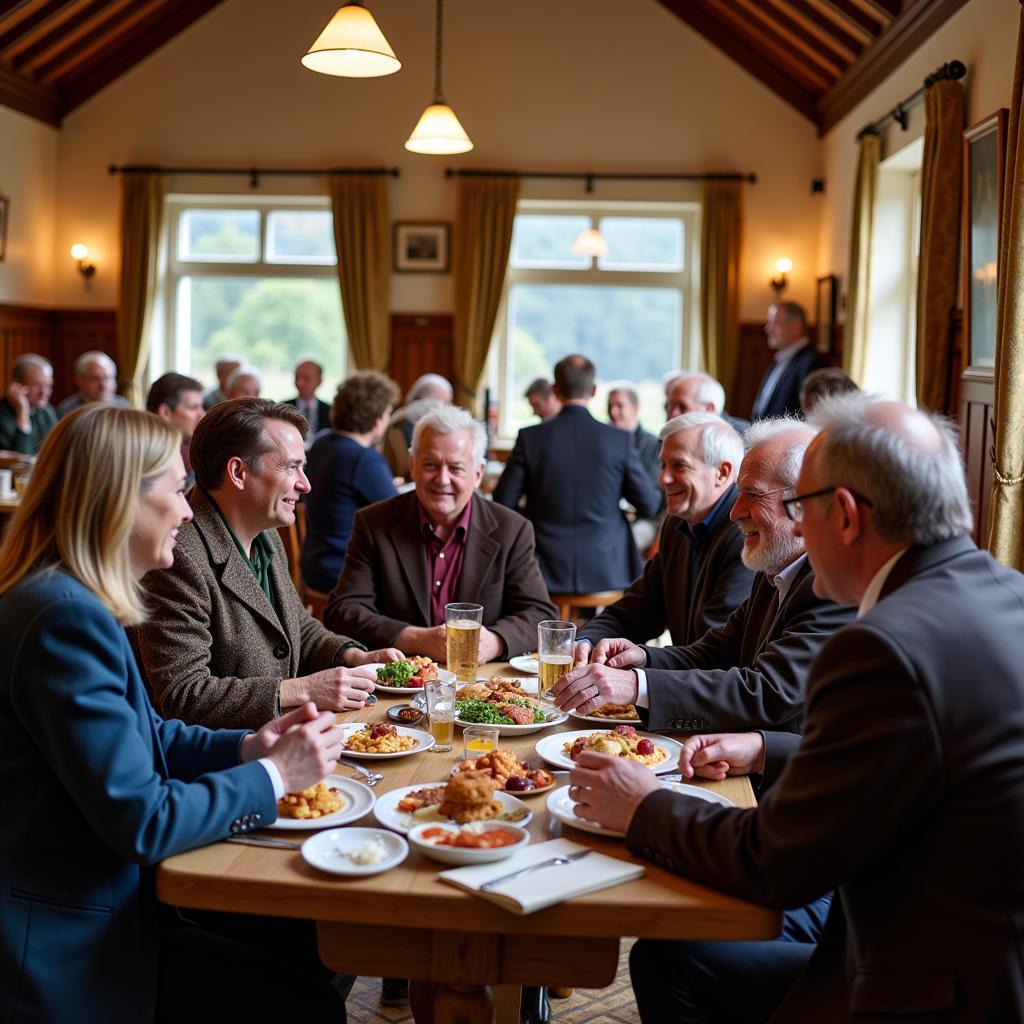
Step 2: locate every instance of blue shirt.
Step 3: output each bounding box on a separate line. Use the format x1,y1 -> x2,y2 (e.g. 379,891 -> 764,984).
678,484 -> 738,577
300,433 -> 397,592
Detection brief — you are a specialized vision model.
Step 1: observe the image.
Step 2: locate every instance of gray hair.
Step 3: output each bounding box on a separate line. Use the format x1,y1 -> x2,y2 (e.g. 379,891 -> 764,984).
13,353 -> 52,381
607,381 -> 639,407
406,373 -> 453,404
677,372 -> 726,413
226,365 -> 262,389
744,415 -> 816,490
807,393 -> 972,545
215,352 -> 244,373
74,350 -> 116,376
660,411 -> 743,476
411,403 -> 487,467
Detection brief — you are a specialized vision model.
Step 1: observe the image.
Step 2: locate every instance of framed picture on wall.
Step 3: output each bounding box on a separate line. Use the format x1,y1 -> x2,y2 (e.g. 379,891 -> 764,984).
815,274 -> 837,354
962,109 -> 1008,370
0,195 -> 8,262
393,221 -> 450,273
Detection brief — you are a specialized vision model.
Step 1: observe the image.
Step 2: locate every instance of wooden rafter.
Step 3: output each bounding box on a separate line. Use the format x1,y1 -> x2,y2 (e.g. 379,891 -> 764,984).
4,0 -> 111,66
762,0 -> 861,64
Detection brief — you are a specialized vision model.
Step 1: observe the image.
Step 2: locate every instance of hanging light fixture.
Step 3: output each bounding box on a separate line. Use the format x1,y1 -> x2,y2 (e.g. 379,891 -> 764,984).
301,1 -> 401,78
405,0 -> 473,155
570,227 -> 608,257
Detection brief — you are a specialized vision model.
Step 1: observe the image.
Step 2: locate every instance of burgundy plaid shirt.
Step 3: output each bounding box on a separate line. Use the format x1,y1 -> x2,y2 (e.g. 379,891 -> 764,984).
418,499 -> 473,625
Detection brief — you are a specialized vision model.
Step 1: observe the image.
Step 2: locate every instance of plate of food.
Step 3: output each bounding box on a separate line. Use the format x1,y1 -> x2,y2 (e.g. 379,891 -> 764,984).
451,748 -> 558,795
352,658 -> 456,695
269,776 -> 376,831
568,702 -> 642,726
372,776 -> 533,835
508,654 -> 539,674
408,821 -> 530,865
301,827 -> 408,876
534,726 -> 683,774
340,722 -> 434,759
454,678 -> 567,735
545,781 -> 733,838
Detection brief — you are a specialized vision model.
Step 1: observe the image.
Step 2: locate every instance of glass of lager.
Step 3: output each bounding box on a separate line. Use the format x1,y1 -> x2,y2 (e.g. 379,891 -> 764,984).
445,602 -> 483,684
425,678 -> 457,753
538,620 -> 576,702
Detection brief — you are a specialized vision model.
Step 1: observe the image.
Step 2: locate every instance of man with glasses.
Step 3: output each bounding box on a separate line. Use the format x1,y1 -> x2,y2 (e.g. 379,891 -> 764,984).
571,393 -> 1024,1022
56,351 -> 130,417
557,417 -> 853,734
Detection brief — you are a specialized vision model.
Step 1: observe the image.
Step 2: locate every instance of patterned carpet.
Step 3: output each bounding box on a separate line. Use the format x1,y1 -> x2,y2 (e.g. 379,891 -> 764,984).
346,940 -> 640,1024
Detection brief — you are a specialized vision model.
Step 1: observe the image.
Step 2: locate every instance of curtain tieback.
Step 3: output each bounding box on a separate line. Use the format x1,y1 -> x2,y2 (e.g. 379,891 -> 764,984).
991,448 -> 1024,486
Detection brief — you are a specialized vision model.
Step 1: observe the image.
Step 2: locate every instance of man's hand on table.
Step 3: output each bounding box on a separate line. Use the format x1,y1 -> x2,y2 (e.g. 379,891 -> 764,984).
477,626 -> 504,663
344,647 -> 404,667
679,732 -> 765,780
394,625 -> 447,661
280,668 -> 377,711
554,662 -> 639,714
241,702 -> 346,791
591,637 -> 646,669
568,750 -> 659,833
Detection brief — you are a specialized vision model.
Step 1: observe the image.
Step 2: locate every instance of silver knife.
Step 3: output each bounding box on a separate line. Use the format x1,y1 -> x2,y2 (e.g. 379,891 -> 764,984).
337,756 -> 376,780
224,835 -> 304,850
480,848 -> 592,891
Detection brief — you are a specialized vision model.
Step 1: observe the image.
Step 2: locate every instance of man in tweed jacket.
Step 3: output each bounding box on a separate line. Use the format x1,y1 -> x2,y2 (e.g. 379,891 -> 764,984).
135,398 -> 400,730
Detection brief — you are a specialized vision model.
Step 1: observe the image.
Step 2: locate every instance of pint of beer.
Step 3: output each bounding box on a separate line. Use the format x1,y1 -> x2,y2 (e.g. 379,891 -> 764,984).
445,602 -> 484,683
538,620 -> 576,702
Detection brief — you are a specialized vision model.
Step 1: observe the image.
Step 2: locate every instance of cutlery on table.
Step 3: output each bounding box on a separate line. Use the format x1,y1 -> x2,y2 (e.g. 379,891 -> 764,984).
225,835 -> 304,850
337,756 -> 384,786
480,849 -> 592,891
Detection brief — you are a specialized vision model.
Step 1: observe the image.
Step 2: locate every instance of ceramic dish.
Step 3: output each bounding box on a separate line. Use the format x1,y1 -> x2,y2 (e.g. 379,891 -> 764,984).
386,704 -> 426,726
340,722 -> 434,759
268,776 -> 375,831
408,822 -> 530,865
453,706 -> 568,737
449,762 -> 558,797
534,729 -> 685,774
372,784 -> 532,835
301,827 -> 408,876
567,706 -> 642,726
508,655 -> 539,674
351,662 -> 456,696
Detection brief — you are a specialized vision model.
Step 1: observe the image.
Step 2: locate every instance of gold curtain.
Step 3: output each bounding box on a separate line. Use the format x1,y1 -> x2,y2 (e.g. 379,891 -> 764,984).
699,180 -> 742,393
915,79 -> 966,410
329,173 -> 391,370
116,171 -> 165,406
989,8 -> 1024,568
844,132 -> 880,385
452,175 -> 520,412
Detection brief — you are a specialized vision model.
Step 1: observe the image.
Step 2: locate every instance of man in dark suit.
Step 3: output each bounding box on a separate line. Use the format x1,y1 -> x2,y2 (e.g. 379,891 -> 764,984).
557,418 -> 853,735
283,358 -> 331,438
325,404 -> 555,661
608,382 -> 663,556
570,395 -> 1024,1023
493,354 -> 661,594
576,411 -> 754,653
750,302 -> 824,420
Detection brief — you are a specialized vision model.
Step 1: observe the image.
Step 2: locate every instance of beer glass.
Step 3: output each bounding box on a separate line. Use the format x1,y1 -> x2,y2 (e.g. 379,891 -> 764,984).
424,678 -> 456,753
445,602 -> 483,683
538,620 -> 576,702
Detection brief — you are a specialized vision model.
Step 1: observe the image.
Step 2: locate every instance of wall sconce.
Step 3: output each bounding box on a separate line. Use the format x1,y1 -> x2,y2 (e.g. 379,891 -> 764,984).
71,244 -> 95,280
770,257 -> 792,294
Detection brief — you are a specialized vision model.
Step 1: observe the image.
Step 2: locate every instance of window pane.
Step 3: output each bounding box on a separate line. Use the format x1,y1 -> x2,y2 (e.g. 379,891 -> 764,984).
266,210 -> 336,264
179,209 -> 260,261
597,217 -> 684,271
510,214 -> 591,269
180,276 -> 346,402
507,283 -> 680,432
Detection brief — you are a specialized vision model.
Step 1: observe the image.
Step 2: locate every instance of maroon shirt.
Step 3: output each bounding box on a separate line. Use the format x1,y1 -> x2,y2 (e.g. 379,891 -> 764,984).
418,499 -> 473,626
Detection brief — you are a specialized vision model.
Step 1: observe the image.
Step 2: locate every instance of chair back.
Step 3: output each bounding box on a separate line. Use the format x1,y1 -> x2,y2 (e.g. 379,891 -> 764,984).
549,590 -> 624,625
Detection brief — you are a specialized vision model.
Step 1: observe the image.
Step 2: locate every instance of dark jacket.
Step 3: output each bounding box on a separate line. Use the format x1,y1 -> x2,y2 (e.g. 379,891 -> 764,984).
579,486 -> 753,647
493,405 -> 662,592
284,396 -> 332,434
0,398 -> 57,454
324,490 -> 556,656
751,343 -> 824,419
628,536 -> 1024,1021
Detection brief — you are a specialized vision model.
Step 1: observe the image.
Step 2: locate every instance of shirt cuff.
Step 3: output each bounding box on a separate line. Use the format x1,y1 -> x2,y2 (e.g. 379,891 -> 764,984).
333,639 -> 368,666
257,757 -> 286,800
634,668 -> 649,709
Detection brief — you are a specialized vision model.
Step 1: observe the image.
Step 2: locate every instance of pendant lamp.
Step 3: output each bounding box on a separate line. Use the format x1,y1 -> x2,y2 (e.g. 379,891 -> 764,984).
302,1 -> 400,78
571,227 -> 608,257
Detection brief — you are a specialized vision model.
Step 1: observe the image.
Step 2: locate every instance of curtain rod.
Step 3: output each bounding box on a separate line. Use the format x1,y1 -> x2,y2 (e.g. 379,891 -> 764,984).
444,168 -> 756,191
107,165 -> 400,188
856,60 -> 966,140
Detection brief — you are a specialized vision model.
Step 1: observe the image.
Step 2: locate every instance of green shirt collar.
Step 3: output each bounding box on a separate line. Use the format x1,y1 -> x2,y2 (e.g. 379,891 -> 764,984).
203,490 -> 277,608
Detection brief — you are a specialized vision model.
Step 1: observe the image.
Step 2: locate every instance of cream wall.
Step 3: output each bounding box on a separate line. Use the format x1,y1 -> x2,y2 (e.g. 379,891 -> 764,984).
818,0 -> 1018,311
0,106 -> 58,306
51,0 -> 822,320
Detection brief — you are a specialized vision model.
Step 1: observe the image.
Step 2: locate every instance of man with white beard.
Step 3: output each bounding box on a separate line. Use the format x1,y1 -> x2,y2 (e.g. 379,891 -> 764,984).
557,418 -> 853,736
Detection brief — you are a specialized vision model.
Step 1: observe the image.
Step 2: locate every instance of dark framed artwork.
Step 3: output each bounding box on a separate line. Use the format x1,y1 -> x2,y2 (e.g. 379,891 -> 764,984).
962,109 -> 1008,370
393,221 -> 450,273
0,195 -> 8,262
815,274 -> 837,354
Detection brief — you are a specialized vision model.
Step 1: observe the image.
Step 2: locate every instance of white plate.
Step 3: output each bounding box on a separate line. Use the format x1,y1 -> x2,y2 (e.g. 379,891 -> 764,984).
269,776 -> 376,831
454,706 -> 569,736
508,655 -> 539,674
353,662 -> 456,696
568,707 -> 643,726
340,722 -> 434,759
534,729 -> 685,774
545,781 -> 734,838
408,822 -> 531,865
301,827 -> 408,876
372,784 -> 533,835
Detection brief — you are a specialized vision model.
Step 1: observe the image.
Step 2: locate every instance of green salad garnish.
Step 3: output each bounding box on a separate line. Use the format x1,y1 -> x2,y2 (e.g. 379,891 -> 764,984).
375,660 -> 417,687
455,699 -> 547,725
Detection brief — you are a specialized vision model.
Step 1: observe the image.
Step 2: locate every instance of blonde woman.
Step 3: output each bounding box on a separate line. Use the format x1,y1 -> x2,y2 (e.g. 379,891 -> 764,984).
0,405 -> 350,1023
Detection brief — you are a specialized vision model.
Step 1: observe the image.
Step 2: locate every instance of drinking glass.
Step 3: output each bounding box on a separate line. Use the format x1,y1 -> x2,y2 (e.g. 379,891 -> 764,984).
445,602 -> 483,683
425,678 -> 456,753
538,620 -> 576,702
462,724 -> 499,759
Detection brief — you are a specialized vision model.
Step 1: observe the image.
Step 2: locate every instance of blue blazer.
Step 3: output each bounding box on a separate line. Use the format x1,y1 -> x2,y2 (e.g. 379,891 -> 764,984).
0,570 -> 276,1023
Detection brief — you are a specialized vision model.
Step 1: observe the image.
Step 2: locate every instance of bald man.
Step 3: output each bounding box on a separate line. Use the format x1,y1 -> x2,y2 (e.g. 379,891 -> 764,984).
570,394 -> 1024,1022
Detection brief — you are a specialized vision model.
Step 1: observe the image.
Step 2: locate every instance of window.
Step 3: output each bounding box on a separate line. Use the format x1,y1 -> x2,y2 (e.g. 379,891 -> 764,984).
161,197 -> 348,403
487,200 -> 699,438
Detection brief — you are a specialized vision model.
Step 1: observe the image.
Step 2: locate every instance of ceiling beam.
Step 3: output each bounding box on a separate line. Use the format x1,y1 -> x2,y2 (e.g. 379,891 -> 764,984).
816,0 -> 887,37
5,0 -> 112,66
0,0 -> 66,54
769,0 -> 865,61
0,57 -> 58,123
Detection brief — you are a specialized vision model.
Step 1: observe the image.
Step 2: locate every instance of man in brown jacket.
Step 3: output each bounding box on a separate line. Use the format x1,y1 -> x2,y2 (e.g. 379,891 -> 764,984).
325,404 -> 555,661
135,398 -> 400,730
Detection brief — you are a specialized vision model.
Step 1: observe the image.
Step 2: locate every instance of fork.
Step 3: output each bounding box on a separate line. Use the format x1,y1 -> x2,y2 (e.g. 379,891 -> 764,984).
338,756 -> 384,786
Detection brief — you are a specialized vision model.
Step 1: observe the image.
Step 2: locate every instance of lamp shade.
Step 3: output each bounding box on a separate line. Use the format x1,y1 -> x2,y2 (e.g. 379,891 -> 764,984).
570,228 -> 608,257
301,4 -> 401,78
404,102 -> 473,154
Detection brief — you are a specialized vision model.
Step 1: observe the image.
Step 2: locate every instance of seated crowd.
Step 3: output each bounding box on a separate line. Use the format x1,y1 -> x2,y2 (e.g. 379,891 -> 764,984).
2,299 -> 1021,1024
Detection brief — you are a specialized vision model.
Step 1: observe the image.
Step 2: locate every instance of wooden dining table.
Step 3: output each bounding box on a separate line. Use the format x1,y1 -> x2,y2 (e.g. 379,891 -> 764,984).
157,665 -> 780,1024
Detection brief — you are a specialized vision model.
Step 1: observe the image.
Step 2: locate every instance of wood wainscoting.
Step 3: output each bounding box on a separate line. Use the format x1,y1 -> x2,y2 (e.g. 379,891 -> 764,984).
960,367 -> 996,549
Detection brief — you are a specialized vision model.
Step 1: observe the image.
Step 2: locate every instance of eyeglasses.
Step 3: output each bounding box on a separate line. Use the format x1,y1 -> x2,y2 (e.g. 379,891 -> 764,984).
736,486 -> 789,506
782,486 -> 874,523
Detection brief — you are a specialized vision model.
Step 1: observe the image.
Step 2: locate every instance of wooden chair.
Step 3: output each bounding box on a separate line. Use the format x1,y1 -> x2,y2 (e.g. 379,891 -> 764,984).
303,585 -> 331,623
549,590 -> 624,625
277,522 -> 302,592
